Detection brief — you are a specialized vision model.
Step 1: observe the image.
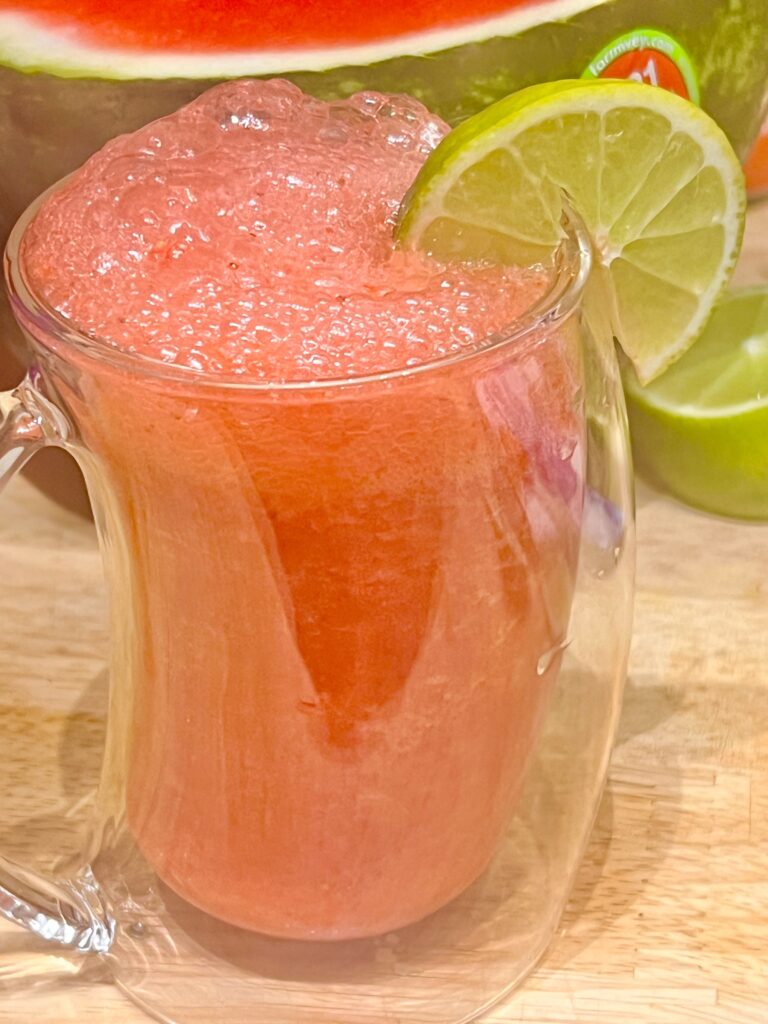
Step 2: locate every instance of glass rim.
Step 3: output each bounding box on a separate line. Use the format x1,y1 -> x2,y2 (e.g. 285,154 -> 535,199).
4,181 -> 592,393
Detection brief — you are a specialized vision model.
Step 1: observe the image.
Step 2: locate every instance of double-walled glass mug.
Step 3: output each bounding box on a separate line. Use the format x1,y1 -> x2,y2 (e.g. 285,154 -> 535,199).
0,190 -> 634,1024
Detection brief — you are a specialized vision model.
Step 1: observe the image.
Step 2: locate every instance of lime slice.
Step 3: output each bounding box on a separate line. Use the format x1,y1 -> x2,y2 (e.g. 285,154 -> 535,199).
396,78 -> 746,384
624,287 -> 768,520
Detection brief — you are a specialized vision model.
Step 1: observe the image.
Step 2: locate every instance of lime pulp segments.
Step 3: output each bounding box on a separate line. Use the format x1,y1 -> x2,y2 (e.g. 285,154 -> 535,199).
396,78 -> 746,385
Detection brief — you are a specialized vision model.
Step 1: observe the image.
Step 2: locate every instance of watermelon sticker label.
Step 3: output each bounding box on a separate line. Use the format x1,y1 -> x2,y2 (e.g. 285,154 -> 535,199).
582,29 -> 700,106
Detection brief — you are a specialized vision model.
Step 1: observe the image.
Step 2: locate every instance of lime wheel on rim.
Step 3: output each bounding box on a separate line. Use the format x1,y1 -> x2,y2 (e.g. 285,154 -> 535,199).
396,78 -> 746,384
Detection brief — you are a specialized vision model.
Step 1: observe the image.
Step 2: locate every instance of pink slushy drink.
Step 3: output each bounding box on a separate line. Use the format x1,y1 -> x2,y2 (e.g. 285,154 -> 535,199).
23,80 -> 584,938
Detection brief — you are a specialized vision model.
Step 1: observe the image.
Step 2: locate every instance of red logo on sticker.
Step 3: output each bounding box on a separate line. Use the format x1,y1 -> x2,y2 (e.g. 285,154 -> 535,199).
598,49 -> 690,101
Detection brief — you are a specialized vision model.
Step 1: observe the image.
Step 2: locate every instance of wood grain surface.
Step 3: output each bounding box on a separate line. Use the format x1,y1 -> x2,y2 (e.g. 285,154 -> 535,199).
1,206 -> 767,1023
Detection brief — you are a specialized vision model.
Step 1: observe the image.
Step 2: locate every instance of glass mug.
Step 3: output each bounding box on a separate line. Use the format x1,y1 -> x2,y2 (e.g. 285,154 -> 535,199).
0,190 -> 634,1023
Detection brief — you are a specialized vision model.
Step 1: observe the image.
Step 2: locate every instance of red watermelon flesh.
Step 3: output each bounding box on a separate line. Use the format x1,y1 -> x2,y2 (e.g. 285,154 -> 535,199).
0,0 -> 558,50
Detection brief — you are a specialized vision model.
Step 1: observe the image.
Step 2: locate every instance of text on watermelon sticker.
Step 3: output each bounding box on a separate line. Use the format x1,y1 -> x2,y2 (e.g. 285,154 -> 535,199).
582,28 -> 699,105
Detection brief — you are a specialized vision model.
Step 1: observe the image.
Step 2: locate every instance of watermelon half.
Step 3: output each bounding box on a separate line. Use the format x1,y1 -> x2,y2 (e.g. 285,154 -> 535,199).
1,0 -> 767,511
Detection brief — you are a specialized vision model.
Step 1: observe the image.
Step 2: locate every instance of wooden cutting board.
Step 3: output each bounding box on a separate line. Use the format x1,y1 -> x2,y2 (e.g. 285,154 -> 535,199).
0,207 -> 767,1024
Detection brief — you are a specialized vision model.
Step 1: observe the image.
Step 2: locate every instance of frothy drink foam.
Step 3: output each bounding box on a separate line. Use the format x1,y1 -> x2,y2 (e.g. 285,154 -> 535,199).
22,81 -> 583,940
25,79 -> 546,380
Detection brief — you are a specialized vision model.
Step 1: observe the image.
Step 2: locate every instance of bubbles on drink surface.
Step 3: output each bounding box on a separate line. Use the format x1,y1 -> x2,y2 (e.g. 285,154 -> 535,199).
24,79 -> 548,381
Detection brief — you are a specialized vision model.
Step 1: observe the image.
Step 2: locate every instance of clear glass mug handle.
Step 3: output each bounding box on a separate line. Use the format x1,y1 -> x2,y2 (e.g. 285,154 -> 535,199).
0,370 -> 113,954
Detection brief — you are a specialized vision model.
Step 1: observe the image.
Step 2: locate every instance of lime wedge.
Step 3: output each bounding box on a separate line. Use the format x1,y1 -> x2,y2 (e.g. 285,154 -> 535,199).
396,79 -> 746,384
624,287 -> 768,520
